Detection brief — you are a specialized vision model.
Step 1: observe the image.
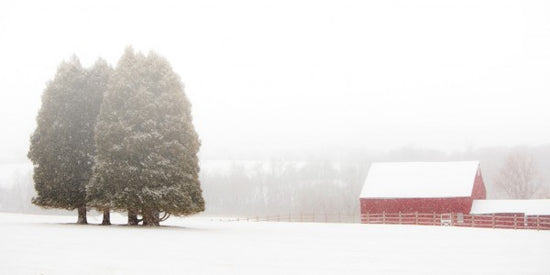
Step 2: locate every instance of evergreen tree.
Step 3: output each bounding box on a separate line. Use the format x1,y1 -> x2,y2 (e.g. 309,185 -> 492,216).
87,59 -> 114,225
28,56 -> 111,224
88,48 -> 204,226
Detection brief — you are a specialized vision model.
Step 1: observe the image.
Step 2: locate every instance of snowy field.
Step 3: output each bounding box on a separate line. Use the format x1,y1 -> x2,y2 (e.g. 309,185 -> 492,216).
0,212 -> 549,274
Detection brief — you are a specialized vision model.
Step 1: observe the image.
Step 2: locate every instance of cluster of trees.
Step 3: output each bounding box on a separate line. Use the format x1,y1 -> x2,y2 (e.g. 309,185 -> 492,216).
0,168 -> 37,213
28,48 -> 204,226
494,150 -> 545,199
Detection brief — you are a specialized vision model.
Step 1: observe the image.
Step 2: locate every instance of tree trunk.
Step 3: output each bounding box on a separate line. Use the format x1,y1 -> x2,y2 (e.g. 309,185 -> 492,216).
102,208 -> 111,225
128,209 -> 139,225
142,209 -> 160,226
142,210 -> 152,226
153,210 -> 160,226
77,206 -> 87,224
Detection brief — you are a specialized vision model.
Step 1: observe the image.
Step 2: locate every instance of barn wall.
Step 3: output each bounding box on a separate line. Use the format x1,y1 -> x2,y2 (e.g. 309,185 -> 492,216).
471,168 -> 487,200
360,197 -> 472,214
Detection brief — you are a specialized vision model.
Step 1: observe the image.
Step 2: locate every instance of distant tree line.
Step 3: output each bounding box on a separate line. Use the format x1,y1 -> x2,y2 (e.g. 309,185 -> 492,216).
27,47 -> 204,226
200,147 -> 550,219
2,146 -> 548,218
201,161 -> 366,218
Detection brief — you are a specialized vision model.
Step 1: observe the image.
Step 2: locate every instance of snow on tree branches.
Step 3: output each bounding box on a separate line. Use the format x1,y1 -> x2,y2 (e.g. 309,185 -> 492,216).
86,48 -> 204,226
29,48 -> 204,226
495,150 -> 542,199
28,57 -> 112,224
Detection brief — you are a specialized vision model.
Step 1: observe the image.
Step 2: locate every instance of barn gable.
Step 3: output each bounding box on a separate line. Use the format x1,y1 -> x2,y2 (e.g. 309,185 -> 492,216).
360,161 -> 481,199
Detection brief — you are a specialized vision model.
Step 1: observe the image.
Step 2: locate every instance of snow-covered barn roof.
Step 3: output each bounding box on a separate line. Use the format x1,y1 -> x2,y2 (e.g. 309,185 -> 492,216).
359,161 -> 480,199
470,200 -> 550,216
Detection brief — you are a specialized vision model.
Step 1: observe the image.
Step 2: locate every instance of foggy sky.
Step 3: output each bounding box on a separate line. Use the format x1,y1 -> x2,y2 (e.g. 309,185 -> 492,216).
1,0 -> 549,163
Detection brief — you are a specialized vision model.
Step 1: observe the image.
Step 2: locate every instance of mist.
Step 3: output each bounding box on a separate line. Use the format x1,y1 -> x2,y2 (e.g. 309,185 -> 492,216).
1,0 -> 549,216
1,0 -> 550,165
3,145 -> 549,218
1,2 -> 550,273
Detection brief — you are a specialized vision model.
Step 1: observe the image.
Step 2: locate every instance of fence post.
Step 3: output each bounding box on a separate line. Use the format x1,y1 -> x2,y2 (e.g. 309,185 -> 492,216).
415,212 -> 418,225
366,212 -> 369,224
382,212 -> 386,224
398,212 -> 402,224
451,212 -> 455,226
514,215 -> 517,230
433,212 -> 436,226
537,215 -> 540,230
492,214 -> 495,229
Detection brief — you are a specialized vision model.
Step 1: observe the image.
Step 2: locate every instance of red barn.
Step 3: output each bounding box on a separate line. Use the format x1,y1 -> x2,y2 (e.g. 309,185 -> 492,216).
360,161 -> 486,215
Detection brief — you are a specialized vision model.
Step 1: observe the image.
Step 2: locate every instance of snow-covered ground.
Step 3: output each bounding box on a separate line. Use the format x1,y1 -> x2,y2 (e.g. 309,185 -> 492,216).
0,212 -> 549,274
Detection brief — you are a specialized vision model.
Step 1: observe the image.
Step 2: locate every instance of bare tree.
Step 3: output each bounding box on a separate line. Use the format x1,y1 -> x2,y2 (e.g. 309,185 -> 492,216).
495,150 -> 541,199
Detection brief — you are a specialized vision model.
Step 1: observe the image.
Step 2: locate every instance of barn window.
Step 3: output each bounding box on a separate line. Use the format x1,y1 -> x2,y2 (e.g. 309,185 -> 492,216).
457,213 -> 464,224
